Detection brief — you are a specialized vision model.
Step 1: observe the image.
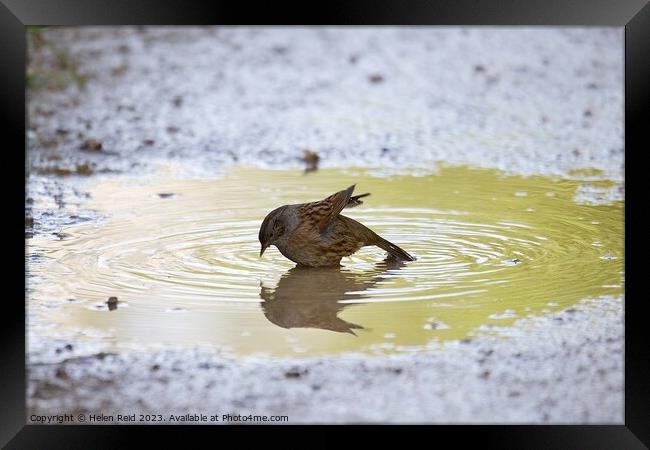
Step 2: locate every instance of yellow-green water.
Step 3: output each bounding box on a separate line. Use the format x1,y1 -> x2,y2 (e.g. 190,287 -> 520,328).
27,165 -> 623,357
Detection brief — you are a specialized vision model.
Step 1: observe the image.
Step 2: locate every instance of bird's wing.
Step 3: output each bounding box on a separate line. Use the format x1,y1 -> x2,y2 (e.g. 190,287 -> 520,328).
299,185 -> 358,234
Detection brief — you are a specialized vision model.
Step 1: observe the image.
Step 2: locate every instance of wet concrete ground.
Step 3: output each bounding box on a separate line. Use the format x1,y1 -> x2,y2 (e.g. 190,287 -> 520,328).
28,296 -> 622,423
26,27 -> 624,423
27,27 -> 623,180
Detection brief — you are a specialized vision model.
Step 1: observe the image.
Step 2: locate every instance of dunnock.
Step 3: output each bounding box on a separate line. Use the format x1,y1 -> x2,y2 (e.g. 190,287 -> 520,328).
258,185 -> 415,267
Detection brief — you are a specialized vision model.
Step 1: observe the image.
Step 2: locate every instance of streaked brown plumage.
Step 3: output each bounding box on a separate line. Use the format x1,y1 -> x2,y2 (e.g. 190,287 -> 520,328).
258,185 -> 415,267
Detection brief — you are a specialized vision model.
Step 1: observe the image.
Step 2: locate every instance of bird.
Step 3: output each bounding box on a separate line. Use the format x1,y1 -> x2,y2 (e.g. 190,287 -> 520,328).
258,185 -> 415,267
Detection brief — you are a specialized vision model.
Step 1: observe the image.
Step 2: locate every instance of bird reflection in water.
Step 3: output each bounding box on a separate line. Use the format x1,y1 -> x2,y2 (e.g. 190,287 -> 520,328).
260,257 -> 406,335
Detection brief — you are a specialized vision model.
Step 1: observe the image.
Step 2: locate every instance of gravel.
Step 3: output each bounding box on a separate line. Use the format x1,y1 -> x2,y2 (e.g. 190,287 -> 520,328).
28,296 -> 623,423
27,27 -> 623,180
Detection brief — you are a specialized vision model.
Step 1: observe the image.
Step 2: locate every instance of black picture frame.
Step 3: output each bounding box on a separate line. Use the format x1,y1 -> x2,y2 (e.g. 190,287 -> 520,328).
4,0 -> 647,447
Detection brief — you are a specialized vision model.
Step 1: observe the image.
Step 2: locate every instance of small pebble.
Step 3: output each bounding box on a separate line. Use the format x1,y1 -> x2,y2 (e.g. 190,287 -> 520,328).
106,296 -> 118,311
302,150 -> 320,173
80,139 -> 102,152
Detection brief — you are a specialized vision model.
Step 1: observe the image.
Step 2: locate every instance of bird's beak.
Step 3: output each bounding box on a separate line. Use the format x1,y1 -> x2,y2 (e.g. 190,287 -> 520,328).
260,242 -> 270,257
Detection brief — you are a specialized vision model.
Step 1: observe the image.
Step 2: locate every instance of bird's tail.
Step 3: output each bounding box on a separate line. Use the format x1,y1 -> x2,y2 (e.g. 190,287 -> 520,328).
346,192 -> 370,208
375,236 -> 416,262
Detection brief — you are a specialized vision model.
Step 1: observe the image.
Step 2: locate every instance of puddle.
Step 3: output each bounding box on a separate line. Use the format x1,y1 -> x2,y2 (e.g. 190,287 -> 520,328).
26,165 -> 624,357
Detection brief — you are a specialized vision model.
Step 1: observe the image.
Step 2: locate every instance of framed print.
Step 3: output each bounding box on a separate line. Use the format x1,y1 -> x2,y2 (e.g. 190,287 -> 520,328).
3,0 -> 648,447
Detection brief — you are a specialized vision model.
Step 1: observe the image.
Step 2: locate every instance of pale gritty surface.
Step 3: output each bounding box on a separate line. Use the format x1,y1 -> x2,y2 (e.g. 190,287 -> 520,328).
29,297 -> 622,423
28,27 -> 623,180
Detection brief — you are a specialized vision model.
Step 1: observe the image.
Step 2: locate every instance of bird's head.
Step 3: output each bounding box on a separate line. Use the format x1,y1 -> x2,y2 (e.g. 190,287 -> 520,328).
258,205 -> 288,257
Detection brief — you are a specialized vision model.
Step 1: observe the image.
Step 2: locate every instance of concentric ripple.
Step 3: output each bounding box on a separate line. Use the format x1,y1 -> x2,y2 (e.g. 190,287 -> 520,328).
27,165 -> 624,357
